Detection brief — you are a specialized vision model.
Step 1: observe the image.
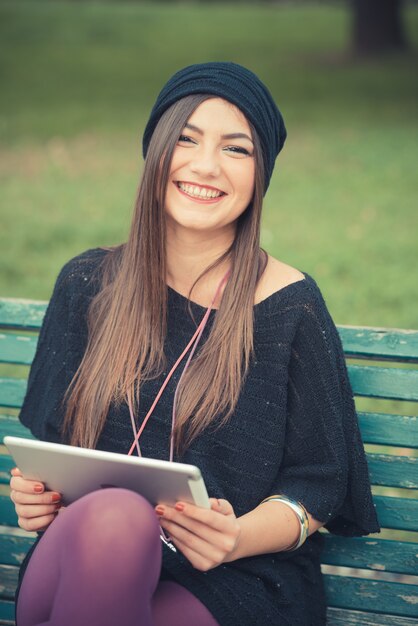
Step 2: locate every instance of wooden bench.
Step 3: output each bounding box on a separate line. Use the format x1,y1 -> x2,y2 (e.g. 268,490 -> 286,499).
0,296 -> 417,625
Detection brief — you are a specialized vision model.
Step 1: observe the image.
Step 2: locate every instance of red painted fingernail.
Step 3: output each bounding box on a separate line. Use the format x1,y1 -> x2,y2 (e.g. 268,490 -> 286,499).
155,505 -> 165,516
175,502 -> 185,512
51,493 -> 61,503
34,484 -> 43,493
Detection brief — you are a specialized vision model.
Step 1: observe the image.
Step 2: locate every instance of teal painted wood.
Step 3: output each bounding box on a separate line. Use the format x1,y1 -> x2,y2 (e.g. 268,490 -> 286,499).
323,574 -> 418,617
4,411 -> 416,450
0,599 -> 15,624
321,535 -> 418,575
326,607 -> 418,625
0,535 -> 35,567
0,333 -> 37,366
348,365 -> 418,401
0,380 -> 26,409
0,417 -> 34,440
0,458 -> 16,485
374,495 -> 418,531
0,299 -> 47,331
0,566 -> 18,601
0,496 -> 18,527
366,453 -> 418,489
1,412 -> 416,454
1,297 -> 417,363
1,370 -> 417,411
338,326 -> 418,362
3,473 -> 415,531
358,413 -> 418,448
2,297 -> 418,364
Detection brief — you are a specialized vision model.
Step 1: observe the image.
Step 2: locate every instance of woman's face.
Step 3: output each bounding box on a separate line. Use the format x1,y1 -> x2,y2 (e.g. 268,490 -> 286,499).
165,97 -> 255,238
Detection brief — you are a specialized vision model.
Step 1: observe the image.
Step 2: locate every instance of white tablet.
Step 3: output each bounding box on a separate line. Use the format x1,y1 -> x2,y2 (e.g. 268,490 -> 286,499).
4,436 -> 210,509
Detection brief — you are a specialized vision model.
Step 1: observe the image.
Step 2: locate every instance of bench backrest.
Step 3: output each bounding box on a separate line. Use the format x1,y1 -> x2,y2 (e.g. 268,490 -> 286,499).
0,297 -> 417,625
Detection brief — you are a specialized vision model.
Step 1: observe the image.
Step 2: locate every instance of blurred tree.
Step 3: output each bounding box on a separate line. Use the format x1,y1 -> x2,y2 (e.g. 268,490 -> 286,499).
351,0 -> 408,55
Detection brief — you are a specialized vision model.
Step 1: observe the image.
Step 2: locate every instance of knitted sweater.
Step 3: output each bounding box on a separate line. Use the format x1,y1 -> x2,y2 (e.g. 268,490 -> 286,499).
18,248 -> 380,626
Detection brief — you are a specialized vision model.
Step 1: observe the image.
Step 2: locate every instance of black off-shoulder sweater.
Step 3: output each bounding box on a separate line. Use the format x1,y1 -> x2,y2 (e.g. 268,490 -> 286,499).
18,248 -> 380,626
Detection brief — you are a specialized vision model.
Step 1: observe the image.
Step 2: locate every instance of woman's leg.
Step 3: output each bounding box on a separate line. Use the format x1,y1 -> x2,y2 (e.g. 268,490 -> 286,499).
152,581 -> 219,626
16,489 -> 162,626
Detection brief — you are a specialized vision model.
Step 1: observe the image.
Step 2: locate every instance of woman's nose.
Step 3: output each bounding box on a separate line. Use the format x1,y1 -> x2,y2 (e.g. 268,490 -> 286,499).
189,149 -> 221,178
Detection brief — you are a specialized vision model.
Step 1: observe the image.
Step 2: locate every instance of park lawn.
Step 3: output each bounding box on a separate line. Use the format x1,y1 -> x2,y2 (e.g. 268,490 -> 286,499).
0,1 -> 417,328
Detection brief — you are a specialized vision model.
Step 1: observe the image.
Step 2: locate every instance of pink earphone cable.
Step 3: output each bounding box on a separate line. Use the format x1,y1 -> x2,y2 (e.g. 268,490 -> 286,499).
127,271 -> 229,458
169,273 -> 229,461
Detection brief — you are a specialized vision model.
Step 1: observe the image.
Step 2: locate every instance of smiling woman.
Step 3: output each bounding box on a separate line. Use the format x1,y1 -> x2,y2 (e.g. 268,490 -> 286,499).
10,62 -> 379,626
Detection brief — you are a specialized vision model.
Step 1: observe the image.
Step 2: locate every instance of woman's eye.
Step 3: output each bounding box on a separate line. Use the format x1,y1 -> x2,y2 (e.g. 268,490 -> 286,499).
178,135 -> 194,144
225,146 -> 251,156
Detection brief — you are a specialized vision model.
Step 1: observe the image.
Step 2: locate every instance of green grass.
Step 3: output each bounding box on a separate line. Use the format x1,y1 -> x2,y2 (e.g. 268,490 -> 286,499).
1,1 -> 417,327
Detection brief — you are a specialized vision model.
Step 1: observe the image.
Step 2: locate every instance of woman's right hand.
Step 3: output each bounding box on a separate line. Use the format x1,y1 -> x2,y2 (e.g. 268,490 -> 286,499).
10,467 -> 62,532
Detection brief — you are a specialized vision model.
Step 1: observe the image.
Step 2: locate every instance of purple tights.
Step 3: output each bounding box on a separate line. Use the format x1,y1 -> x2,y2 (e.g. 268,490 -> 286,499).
16,489 -> 219,626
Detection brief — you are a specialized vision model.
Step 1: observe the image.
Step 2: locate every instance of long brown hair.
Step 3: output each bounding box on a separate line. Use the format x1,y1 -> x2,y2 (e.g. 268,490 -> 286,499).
63,94 -> 266,455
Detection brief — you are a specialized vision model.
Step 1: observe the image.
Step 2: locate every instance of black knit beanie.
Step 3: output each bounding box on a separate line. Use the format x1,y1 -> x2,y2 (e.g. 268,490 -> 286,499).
142,62 -> 286,193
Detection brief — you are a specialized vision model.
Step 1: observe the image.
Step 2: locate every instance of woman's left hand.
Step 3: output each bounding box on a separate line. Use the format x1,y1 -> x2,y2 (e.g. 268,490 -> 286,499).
156,498 -> 241,571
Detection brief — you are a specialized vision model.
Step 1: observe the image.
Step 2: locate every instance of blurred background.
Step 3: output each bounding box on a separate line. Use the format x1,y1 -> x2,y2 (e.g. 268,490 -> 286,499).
0,0 -> 417,328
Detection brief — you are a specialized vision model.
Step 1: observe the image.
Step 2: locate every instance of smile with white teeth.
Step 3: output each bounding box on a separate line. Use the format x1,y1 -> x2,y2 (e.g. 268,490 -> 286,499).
177,182 -> 224,200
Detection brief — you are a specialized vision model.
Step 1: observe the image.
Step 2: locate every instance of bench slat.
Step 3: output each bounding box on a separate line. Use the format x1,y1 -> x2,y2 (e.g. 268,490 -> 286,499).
321,535 -> 418,575
0,300 -> 47,331
0,368 -> 403,406
0,417 -> 34,440
1,305 -> 417,362
338,326 -> 418,362
0,380 -> 26,410
2,371 -> 417,413
2,414 -> 417,454
0,599 -> 15,624
367,453 -> 418,489
1,549 -> 418,621
2,442 -> 416,489
1,413 -> 417,456
326,606 -> 418,625
348,365 -> 418,401
324,574 -> 418,617
3,413 -> 417,450
0,458 -> 14,485
0,496 -> 18,527
0,566 -> 18,602
358,412 -> 418,448
0,535 -> 35,567
1,494 -> 417,532
0,333 -> 37,366
5,560 -> 418,619
374,495 -> 418,531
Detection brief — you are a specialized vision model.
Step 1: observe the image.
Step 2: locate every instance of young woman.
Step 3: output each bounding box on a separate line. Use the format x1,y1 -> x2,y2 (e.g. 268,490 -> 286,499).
10,62 -> 379,626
